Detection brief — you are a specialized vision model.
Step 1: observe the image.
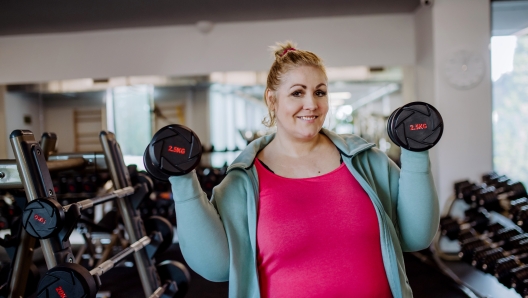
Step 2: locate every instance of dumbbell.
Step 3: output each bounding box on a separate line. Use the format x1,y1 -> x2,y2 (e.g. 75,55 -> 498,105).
509,264 -> 528,294
476,180 -> 527,211
386,101 -> 443,152
457,183 -> 489,204
459,227 -> 521,263
440,208 -> 491,240
154,260 -> 191,298
473,235 -> 528,272
143,124 -> 202,181
509,198 -> 528,221
144,216 -> 174,258
22,186 -> 136,239
36,233 -> 188,298
454,180 -> 472,198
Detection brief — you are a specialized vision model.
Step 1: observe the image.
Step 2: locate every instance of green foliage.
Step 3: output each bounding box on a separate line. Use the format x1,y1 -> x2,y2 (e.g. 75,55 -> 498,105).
493,35 -> 528,185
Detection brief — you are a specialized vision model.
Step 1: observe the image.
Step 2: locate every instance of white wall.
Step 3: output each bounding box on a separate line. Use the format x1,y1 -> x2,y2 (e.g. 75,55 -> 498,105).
4,92 -> 42,158
415,0 -> 492,207
44,94 -> 105,152
0,14 -> 415,84
0,86 -> 7,158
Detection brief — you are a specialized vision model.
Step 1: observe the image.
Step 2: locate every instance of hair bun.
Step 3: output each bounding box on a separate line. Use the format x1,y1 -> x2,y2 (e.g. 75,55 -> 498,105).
271,41 -> 298,59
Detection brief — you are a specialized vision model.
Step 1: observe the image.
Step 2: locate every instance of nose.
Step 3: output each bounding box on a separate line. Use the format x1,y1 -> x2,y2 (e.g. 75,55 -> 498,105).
303,94 -> 318,110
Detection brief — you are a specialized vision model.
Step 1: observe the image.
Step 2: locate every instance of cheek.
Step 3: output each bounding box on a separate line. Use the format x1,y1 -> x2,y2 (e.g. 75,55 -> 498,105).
276,101 -> 301,118
318,101 -> 329,115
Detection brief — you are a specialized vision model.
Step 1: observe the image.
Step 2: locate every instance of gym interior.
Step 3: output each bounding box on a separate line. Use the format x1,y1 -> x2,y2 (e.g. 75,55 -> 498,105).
0,0 -> 527,297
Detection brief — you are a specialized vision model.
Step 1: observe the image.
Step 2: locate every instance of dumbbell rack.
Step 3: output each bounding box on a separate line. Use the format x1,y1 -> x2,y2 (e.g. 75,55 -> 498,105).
100,131 -> 160,296
439,198 -> 522,297
8,130 -> 77,298
0,130 -> 183,298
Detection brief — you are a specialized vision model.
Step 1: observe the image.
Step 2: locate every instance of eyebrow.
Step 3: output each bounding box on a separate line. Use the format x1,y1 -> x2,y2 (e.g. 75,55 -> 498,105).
289,83 -> 327,89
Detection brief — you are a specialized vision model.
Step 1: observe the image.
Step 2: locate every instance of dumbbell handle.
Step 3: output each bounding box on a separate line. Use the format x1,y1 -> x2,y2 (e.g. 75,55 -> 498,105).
149,282 -> 178,298
90,236 -> 151,277
63,186 -> 136,212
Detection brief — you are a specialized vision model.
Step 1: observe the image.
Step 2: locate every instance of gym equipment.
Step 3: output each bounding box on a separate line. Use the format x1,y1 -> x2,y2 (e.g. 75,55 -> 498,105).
509,264 -> 528,294
509,198 -> 528,221
22,186 -> 136,239
144,216 -> 174,257
386,101 -> 443,152
457,183 -> 490,204
36,233 -> 183,298
5,130 -> 78,298
101,131 -> 161,296
440,208 -> 491,240
143,124 -> 202,181
473,235 -> 528,272
476,181 -> 527,210
1,130 -> 186,298
155,260 -> 191,298
458,227 -> 522,263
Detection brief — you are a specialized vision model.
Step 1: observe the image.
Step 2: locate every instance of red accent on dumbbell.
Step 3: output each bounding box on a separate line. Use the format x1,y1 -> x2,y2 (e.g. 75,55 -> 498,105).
410,123 -> 428,131
168,146 -> 186,154
55,286 -> 67,298
34,214 -> 46,224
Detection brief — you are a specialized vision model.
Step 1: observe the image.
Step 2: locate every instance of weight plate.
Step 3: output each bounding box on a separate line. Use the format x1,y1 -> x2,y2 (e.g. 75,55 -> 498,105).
389,102 -> 443,152
157,260 -> 191,298
386,107 -> 402,147
37,263 -> 97,298
144,216 -> 174,257
137,172 -> 154,194
23,199 -> 65,239
145,124 -> 202,179
144,147 -> 171,182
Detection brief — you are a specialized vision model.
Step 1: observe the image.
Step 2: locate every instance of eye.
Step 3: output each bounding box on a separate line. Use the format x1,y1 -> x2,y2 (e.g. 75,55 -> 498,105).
291,90 -> 303,97
315,90 -> 327,97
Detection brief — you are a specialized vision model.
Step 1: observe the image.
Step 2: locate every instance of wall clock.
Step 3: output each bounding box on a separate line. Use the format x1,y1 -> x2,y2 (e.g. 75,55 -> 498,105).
443,50 -> 486,90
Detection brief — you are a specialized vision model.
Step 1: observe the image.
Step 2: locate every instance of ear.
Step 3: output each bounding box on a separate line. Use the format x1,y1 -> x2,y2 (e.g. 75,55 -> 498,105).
265,89 -> 276,111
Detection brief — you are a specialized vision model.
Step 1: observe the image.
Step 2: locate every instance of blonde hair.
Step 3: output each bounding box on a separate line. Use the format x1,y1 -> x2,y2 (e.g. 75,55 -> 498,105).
263,41 -> 327,127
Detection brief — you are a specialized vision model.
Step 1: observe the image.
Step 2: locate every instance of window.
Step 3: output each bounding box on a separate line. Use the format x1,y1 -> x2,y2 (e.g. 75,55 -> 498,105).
209,84 -> 268,167
492,35 -> 528,185
106,85 -> 153,170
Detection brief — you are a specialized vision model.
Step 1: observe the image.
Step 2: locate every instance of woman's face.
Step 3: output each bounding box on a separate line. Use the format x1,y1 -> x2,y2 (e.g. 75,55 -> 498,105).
269,65 -> 328,140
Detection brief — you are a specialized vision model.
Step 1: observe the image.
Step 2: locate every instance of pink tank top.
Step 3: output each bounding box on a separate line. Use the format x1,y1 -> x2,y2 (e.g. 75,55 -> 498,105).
255,158 -> 392,298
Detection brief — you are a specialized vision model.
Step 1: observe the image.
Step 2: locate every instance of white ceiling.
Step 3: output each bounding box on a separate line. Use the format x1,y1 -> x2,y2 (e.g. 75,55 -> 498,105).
0,0 -> 420,36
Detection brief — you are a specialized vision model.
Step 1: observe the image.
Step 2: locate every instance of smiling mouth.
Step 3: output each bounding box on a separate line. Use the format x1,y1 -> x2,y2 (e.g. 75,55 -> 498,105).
297,116 -> 318,121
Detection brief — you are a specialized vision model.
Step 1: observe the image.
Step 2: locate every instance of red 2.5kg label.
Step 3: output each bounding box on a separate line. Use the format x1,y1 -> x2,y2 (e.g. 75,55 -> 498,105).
409,123 -> 427,131
168,146 -> 186,154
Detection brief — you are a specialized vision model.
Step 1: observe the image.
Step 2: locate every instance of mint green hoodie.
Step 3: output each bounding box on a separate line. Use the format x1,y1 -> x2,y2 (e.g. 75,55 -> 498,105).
169,128 -> 439,298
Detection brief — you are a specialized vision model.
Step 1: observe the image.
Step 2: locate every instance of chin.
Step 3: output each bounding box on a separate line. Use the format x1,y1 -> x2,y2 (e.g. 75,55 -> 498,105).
293,127 -> 321,139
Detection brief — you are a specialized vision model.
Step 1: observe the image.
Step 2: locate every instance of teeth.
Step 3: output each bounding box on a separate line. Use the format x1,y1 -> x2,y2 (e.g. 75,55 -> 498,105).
299,116 -> 317,120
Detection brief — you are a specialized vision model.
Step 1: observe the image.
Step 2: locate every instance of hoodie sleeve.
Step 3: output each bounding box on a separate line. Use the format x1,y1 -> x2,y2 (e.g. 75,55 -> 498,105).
390,149 -> 440,252
169,171 -> 230,282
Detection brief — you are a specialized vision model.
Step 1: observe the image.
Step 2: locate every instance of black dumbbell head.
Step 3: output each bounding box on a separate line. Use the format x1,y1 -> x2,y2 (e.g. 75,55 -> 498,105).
386,107 -> 400,147
387,101 -> 443,152
144,216 -> 174,257
144,124 -> 202,181
37,263 -> 97,298
157,260 -> 191,298
23,199 -> 65,239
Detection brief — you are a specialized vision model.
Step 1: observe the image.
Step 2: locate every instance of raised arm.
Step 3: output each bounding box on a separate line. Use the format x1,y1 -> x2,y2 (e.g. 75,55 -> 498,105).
391,149 -> 440,252
169,171 -> 230,281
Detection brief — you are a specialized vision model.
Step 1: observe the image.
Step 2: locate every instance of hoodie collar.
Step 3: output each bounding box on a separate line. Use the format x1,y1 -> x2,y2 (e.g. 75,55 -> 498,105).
227,128 -> 375,173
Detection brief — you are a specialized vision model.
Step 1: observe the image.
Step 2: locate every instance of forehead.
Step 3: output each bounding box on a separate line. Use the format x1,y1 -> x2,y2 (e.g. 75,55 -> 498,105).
279,65 -> 327,87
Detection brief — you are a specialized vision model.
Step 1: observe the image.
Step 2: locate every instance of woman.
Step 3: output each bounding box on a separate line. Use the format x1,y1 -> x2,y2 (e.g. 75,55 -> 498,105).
169,42 -> 439,298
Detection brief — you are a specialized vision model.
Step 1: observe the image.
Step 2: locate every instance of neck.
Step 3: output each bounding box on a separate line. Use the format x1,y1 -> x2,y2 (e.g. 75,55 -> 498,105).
271,129 -> 324,158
